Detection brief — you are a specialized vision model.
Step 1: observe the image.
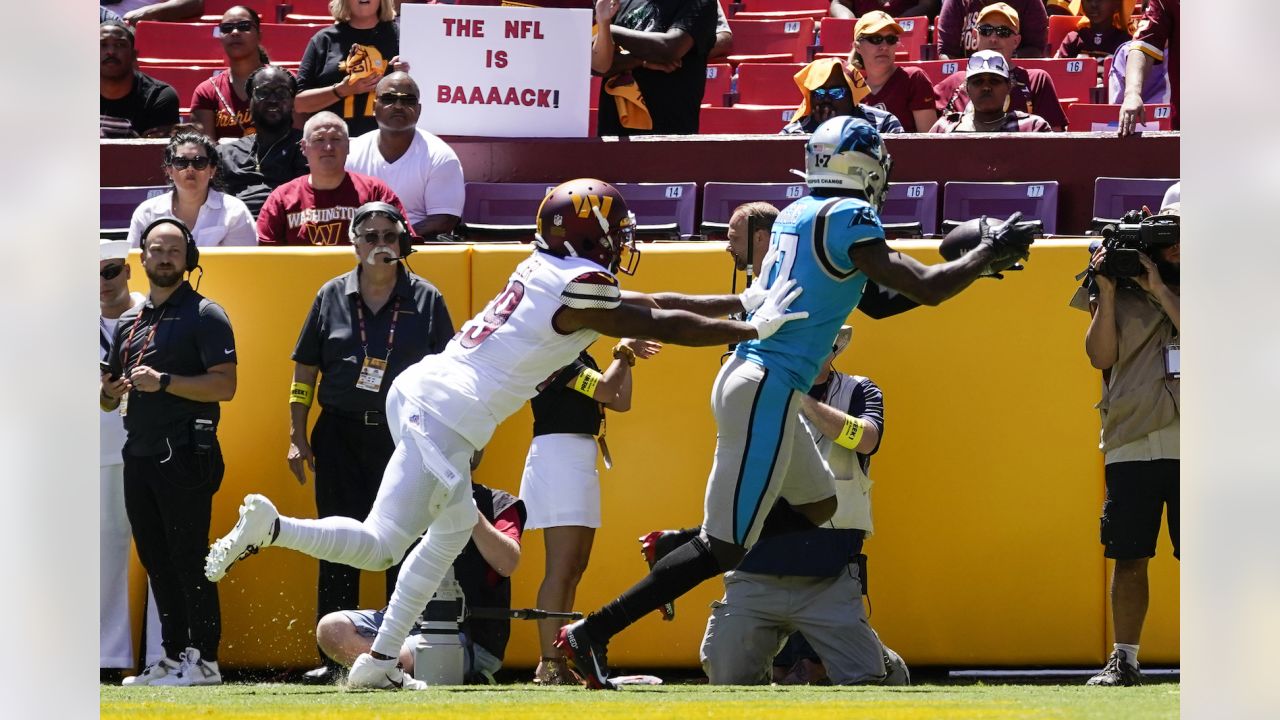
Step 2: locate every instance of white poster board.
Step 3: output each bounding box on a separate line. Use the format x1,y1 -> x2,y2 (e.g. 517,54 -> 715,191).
399,4 -> 592,138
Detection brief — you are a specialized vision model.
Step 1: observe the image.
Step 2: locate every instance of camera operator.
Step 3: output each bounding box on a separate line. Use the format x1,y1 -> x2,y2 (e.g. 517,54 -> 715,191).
1071,207 -> 1180,687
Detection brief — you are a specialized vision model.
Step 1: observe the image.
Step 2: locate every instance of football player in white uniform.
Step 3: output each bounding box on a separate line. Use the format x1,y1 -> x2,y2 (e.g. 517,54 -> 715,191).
203,180 -> 807,689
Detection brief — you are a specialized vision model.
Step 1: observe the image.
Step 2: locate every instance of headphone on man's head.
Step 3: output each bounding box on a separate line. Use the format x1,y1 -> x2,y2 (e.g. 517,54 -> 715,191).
139,217 -> 199,272
350,201 -> 413,260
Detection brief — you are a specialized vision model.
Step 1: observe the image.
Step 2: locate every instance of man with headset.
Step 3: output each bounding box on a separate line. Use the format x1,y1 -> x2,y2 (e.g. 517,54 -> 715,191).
100,218 -> 238,687
287,202 -> 455,684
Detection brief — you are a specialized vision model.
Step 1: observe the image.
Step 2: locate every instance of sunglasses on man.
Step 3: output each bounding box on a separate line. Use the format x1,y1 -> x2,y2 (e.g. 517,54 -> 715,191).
218,20 -> 257,34
977,24 -> 1016,38
100,263 -> 126,281
858,34 -> 899,46
811,87 -> 849,101
167,156 -> 212,170
376,93 -> 419,107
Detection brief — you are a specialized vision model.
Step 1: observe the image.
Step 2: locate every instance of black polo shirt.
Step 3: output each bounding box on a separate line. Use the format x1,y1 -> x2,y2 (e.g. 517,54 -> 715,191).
531,352 -> 603,437
292,265 -> 453,414
217,128 -> 309,217
107,282 -> 237,457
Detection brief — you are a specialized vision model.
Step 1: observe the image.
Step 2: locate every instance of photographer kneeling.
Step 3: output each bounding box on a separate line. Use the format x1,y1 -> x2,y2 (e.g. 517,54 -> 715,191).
1071,208 -> 1180,687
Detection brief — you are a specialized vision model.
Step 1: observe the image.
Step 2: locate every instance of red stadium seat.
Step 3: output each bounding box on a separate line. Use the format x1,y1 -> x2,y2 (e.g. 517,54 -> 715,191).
1066,103 -> 1173,132
1046,14 -> 1080,55
732,0 -> 827,22
139,65 -> 223,111
589,75 -> 600,110
700,106 -> 793,134
735,63 -> 802,106
135,22 -> 325,66
1017,57 -> 1099,106
725,18 -> 816,64
816,16 -> 929,61
704,64 -> 733,107
902,59 -> 964,86
199,0 -> 281,23
280,0 -> 334,24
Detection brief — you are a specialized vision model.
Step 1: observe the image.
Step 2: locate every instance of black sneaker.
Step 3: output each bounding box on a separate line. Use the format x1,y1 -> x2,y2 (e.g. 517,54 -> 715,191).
1086,650 -> 1143,686
638,530 -> 683,621
556,620 -> 616,690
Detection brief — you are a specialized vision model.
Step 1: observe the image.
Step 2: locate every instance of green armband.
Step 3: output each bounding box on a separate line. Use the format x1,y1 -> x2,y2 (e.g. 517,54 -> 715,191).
834,416 -> 865,449
290,382 -> 314,407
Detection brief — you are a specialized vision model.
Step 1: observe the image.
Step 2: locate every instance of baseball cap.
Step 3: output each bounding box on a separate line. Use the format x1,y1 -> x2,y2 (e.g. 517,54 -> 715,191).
855,11 -> 904,38
976,2 -> 1020,32
966,50 -> 1011,80
100,238 -> 130,261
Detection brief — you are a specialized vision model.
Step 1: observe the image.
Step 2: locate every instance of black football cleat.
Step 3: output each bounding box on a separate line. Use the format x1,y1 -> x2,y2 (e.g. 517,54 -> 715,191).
556,620 -> 616,690
1086,650 -> 1143,687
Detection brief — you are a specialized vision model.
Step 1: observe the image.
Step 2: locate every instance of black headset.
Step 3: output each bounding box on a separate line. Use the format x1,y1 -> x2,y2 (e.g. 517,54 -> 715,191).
350,201 -> 414,260
139,217 -> 199,272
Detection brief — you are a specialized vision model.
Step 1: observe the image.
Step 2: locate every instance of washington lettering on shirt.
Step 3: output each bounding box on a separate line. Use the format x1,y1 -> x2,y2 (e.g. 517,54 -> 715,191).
287,205 -> 358,228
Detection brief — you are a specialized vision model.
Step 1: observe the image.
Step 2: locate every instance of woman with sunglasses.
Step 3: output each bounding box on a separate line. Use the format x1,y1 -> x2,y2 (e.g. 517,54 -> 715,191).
191,6 -> 270,140
127,131 -> 256,248
847,11 -> 938,132
296,0 -> 409,137
936,0 -> 1047,60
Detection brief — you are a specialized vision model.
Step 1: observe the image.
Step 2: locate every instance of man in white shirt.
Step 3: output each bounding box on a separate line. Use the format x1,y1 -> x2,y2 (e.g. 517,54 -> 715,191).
345,72 -> 465,239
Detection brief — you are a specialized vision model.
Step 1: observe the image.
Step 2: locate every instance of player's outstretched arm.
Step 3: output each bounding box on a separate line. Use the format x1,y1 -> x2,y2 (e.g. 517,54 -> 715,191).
852,242 -> 994,306
633,292 -> 746,317
559,302 -> 755,346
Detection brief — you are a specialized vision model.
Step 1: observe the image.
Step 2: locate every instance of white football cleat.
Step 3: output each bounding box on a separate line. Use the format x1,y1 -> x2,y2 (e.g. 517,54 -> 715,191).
151,647 -> 222,686
347,653 -> 427,690
121,657 -> 180,686
206,494 -> 278,582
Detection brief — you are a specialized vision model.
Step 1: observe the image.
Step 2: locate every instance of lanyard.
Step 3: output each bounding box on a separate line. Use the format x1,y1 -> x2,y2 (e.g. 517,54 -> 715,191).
355,296 -> 401,361
121,306 -> 165,374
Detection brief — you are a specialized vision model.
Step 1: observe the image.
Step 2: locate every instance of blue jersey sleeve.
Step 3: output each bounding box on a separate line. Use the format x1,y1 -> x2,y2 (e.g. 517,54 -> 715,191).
819,199 -> 886,276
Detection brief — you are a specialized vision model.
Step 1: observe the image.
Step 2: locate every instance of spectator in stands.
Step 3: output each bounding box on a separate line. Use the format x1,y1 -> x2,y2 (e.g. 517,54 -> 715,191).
191,6 -> 270,141
1118,0 -> 1177,135
296,0 -> 409,138
1105,40 -> 1169,107
101,6 -> 123,23
315,482 -> 524,685
100,20 -> 179,139
828,1 -> 940,20
110,0 -> 205,24
707,2 -> 734,63
592,0 -> 719,135
929,49 -> 1051,132
128,131 -> 257,248
1054,0 -> 1130,59
933,4 -> 1067,130
782,57 -> 903,135
847,11 -> 938,132
218,66 -> 310,218
937,0 -> 1046,59
257,111 -> 410,246
345,72 -> 465,239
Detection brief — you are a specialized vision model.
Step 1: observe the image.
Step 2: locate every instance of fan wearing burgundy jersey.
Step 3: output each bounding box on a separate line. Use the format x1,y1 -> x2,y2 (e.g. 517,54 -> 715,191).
204,178 -> 809,691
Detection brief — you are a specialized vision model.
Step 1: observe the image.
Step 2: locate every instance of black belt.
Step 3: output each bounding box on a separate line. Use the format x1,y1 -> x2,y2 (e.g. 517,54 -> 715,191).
324,408 -> 385,427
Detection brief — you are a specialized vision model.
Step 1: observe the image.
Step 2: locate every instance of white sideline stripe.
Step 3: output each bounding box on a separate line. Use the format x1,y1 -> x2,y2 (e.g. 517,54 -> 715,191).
950,668 -> 1181,677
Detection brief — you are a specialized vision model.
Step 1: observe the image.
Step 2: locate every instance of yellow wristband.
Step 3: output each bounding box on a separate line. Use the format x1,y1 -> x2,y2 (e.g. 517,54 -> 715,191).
834,416 -> 865,449
572,368 -> 603,398
289,382 -> 314,407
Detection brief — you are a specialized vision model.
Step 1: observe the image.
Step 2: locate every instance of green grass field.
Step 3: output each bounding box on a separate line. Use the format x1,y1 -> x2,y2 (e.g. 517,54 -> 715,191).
101,681 -> 1179,720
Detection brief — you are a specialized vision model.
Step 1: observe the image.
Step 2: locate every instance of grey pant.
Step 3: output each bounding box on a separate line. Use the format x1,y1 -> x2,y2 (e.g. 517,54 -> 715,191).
699,563 -> 907,685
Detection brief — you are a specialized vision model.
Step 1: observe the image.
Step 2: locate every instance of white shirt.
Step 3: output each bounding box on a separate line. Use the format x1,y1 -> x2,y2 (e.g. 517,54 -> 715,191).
126,189 -> 257,248
394,250 -> 620,448
100,292 -> 146,466
345,128 -> 465,227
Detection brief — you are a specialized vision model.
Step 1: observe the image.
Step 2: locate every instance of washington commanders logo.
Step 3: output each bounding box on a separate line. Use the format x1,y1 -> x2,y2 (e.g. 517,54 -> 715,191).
304,221 -> 345,246
572,194 -> 613,219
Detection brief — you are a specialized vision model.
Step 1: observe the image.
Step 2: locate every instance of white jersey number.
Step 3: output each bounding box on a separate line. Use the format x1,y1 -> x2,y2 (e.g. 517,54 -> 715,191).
458,280 -> 526,348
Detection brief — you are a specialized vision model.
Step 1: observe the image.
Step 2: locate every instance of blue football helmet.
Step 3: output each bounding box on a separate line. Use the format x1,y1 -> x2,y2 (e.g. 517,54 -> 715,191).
801,116 -> 893,210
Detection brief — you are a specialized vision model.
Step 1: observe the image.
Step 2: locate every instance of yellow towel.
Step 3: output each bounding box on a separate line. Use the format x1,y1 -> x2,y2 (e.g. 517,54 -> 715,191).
604,73 -> 653,131
790,57 -> 871,126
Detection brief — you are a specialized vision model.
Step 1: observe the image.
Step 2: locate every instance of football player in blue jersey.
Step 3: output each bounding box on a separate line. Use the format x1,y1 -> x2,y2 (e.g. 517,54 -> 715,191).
559,116 -> 1036,689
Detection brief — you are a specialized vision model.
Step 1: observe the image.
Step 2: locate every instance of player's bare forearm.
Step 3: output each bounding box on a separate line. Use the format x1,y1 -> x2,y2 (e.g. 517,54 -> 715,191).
560,302 -> 755,346
647,292 -> 744,317
852,242 -> 995,306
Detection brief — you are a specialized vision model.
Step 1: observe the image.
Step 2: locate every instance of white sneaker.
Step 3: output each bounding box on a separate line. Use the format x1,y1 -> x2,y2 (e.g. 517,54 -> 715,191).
121,657 -> 180,686
347,653 -> 427,690
151,647 -> 222,686
206,494 -> 278,582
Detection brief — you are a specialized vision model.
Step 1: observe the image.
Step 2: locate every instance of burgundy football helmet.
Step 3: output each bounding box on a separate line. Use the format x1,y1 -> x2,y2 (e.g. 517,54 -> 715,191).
534,178 -> 639,275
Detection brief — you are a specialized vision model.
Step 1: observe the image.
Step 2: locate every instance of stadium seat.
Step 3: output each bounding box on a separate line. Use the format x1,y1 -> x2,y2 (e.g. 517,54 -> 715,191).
816,16 -> 929,61
139,66 -> 223,111
700,182 -> 807,235
704,64 -> 733,107
735,63 -> 803,107
1046,14 -> 1080,55
1092,177 -> 1179,226
725,18 -> 816,64
614,183 -> 699,239
1017,57 -> 1099,106
1065,103 -> 1173,132
135,22 -> 324,66
902,59 -> 964,86
731,0 -> 828,22
101,186 -> 169,234
279,0 -> 333,24
199,0 -> 280,23
589,75 -> 600,110
460,182 -> 553,240
700,106 -> 793,134
942,181 -> 1059,235
881,181 -> 940,237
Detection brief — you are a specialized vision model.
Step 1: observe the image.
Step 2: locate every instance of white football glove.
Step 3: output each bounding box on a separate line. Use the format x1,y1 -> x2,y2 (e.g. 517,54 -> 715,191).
737,246 -> 779,313
749,279 -> 808,340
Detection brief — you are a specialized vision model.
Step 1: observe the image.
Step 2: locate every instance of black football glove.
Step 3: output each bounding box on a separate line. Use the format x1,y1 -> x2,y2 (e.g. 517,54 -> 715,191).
977,212 -> 1037,279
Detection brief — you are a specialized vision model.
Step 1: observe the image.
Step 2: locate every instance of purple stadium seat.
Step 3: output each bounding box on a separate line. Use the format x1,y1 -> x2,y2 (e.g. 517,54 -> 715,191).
614,183 -> 698,238
942,181 -> 1059,235
881,181 -> 939,237
700,182 -> 807,234
1093,177 -> 1178,225
460,182 -> 555,240
101,186 -> 169,233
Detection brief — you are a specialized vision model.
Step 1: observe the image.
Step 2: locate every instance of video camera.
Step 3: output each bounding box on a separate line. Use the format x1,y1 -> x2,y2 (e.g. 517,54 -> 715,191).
1094,209 -> 1180,279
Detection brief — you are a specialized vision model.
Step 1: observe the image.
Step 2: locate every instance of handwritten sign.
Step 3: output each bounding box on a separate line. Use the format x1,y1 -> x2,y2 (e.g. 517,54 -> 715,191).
399,4 -> 592,137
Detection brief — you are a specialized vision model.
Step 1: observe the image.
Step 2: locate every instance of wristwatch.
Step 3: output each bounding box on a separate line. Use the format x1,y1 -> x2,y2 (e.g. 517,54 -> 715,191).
158,373 -> 172,392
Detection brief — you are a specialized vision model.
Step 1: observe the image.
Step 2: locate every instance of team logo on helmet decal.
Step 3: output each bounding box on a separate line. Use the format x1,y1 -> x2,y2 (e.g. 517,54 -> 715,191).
572,194 -> 614,219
